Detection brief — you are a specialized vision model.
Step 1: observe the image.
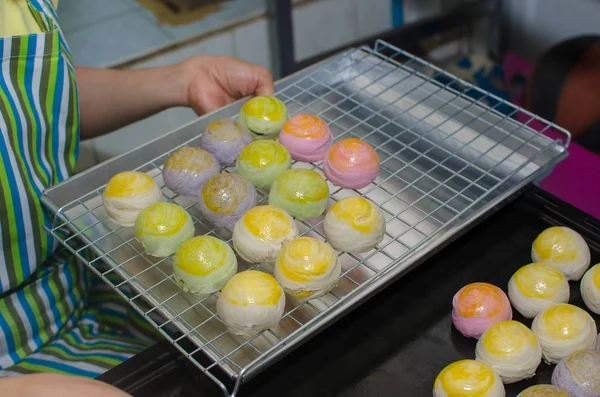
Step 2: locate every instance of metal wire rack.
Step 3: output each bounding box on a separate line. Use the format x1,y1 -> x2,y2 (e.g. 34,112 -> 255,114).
41,40 -> 569,396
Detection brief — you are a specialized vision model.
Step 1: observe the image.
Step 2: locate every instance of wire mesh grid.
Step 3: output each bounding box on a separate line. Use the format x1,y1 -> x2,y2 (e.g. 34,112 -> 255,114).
42,40 -> 569,396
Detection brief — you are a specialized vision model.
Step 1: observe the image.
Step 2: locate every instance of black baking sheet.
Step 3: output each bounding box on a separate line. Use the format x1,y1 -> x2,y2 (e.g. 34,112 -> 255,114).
99,185 -> 600,397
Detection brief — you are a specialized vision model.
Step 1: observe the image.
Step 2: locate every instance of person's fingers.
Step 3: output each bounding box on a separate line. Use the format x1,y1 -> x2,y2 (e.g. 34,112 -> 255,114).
192,89 -> 232,114
254,67 -> 275,96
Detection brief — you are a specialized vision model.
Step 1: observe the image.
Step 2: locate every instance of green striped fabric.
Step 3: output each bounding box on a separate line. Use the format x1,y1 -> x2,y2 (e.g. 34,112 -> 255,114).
0,0 -> 158,377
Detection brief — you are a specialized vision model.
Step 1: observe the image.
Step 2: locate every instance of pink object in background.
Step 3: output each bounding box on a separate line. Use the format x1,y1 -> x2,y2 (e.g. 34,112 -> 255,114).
504,53 -> 600,220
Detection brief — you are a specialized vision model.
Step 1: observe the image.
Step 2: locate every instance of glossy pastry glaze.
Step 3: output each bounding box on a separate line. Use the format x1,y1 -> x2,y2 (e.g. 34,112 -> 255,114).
278,114 -> 333,162
323,138 -> 380,189
103,171 -> 162,227
162,147 -> 220,196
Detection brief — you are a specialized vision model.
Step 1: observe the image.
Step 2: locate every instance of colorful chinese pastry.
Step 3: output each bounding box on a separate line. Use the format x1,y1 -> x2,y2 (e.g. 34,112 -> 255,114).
173,236 -> 238,295
531,226 -> 591,281
238,96 -> 288,140
268,169 -> 329,221
475,320 -> 542,384
451,282 -> 513,339
517,385 -> 569,397
274,237 -> 340,301
199,118 -> 252,166
278,114 -> 333,162
217,270 -> 285,336
551,349 -> 600,397
508,262 -> 570,319
323,196 -> 385,253
323,138 -> 379,189
103,171 -> 162,227
134,202 -> 195,257
531,303 -> 598,364
198,173 -> 257,230
581,263 -> 600,315
236,140 -> 292,189
232,205 -> 298,264
433,359 -> 505,397
162,147 -> 220,196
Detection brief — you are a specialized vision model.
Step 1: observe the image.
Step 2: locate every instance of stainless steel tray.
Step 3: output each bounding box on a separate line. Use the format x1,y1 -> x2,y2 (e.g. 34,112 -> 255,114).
41,40 -> 570,397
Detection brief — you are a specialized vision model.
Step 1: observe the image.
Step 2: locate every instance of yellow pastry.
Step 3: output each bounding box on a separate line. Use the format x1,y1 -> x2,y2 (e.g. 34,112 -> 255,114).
103,171 -> 162,227
433,359 -> 505,397
531,226 -> 591,281
217,270 -> 285,336
173,236 -> 237,295
274,237 -> 340,301
531,303 -> 597,364
134,202 -> 194,257
475,320 -> 542,384
232,205 -> 298,264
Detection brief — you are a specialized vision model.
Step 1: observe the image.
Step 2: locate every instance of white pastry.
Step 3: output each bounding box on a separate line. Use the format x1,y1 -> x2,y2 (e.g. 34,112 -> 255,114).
232,205 -> 298,264
433,359 -> 505,397
173,236 -> 238,295
324,197 -> 385,253
516,385 -> 569,397
134,202 -> 194,257
475,320 -> 542,384
508,262 -> 570,319
103,171 -> 162,227
275,237 -> 340,301
531,303 -> 597,364
581,263 -> 600,315
531,226 -> 591,281
217,270 -> 285,336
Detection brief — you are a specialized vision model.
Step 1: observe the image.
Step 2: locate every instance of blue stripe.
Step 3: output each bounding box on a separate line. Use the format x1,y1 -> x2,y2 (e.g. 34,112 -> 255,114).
13,35 -> 53,270
24,34 -> 54,252
0,42 -> 31,277
40,273 -> 65,334
0,306 -> 21,365
31,0 -> 76,68
51,52 -> 65,180
52,341 -> 129,362
24,357 -> 99,378
15,291 -> 44,348
61,263 -> 79,316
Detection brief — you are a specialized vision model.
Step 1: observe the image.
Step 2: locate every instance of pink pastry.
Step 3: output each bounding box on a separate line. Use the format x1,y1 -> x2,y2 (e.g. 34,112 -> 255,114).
451,282 -> 513,339
278,114 -> 333,162
323,138 -> 379,189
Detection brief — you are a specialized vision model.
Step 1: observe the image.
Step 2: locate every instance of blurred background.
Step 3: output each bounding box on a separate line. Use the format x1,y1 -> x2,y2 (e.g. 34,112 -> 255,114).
59,0 -> 600,175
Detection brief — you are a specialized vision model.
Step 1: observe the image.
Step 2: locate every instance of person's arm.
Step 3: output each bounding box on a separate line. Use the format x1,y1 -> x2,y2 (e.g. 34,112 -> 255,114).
0,373 -> 132,397
76,55 -> 274,140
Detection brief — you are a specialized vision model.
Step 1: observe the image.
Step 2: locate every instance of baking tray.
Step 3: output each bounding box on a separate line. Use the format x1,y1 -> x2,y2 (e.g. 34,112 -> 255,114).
41,40 -> 570,396
98,185 -> 600,397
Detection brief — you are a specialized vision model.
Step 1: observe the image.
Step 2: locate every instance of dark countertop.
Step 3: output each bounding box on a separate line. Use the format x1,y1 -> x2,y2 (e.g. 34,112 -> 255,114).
99,186 -> 600,396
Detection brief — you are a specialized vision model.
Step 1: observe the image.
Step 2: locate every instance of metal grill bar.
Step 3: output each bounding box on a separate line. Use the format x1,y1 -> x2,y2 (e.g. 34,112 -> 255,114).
41,40 -> 569,396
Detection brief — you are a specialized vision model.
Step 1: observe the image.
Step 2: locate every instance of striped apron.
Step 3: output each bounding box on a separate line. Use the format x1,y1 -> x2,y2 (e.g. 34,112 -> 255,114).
0,0 -> 157,378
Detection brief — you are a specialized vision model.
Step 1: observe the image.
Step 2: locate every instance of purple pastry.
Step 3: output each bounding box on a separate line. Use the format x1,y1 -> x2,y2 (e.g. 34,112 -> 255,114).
198,173 -> 257,230
162,147 -> 220,196
199,119 -> 252,167
552,349 -> 600,397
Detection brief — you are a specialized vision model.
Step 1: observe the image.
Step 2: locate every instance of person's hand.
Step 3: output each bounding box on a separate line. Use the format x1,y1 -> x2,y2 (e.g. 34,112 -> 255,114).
177,55 -> 274,115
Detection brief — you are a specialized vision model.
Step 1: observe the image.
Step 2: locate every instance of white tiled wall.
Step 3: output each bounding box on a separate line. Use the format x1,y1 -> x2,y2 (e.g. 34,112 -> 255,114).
355,0 -> 394,38
233,18 -> 272,71
293,0 -> 393,61
292,0 -> 358,61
